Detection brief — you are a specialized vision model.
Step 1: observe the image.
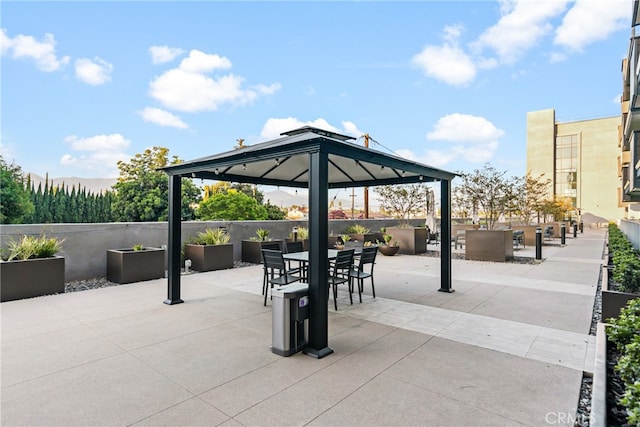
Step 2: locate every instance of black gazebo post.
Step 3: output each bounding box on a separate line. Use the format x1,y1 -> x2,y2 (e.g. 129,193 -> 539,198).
439,179 -> 454,293
164,174 -> 184,305
303,149 -> 333,359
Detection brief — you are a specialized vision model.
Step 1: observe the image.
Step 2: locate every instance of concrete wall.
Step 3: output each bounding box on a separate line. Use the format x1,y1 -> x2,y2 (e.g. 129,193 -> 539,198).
620,219 -> 640,250
1,219 -> 423,281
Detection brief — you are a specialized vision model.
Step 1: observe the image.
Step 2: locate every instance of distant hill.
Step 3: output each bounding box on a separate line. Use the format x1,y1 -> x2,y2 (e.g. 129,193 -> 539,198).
26,173 -> 117,194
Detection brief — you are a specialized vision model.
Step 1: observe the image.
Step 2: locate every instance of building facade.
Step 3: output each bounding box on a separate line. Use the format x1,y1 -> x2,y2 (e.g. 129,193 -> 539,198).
620,0 -> 640,216
526,109 -> 625,221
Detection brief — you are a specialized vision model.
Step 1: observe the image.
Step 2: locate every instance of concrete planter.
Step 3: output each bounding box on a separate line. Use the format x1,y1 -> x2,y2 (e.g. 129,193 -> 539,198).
0,256 -> 65,302
184,243 -> 234,272
107,247 -> 165,284
386,227 -> 427,255
601,265 -> 640,321
242,240 -> 283,264
590,322 -> 608,427
378,245 -> 400,256
465,229 -> 514,262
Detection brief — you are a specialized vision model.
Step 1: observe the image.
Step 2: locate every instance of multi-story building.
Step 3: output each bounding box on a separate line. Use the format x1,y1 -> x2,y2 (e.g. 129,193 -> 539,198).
527,108 -> 624,221
620,0 -> 640,216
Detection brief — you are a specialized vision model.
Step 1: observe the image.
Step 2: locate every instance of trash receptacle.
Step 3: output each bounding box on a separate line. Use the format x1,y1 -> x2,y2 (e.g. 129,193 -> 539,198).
271,283 -> 309,356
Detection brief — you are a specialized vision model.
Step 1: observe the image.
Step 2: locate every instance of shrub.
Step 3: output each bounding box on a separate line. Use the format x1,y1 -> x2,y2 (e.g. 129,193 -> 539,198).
344,224 -> 370,234
2,234 -> 64,261
132,244 -> 145,251
608,298 -> 640,425
193,228 -> 230,245
255,228 -> 270,241
608,223 -> 640,293
289,226 -> 308,240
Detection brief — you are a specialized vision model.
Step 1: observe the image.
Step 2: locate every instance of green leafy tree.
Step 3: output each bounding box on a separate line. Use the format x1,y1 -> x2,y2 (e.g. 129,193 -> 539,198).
510,172 -> 551,225
454,163 -> 512,230
0,157 -> 34,224
196,189 -> 268,220
112,147 -> 201,222
373,184 -> 426,219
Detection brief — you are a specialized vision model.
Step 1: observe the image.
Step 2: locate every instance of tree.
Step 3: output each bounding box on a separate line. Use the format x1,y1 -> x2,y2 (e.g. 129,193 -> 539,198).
373,184 -> 426,219
454,164 -> 512,230
196,189 -> 268,220
510,172 -> 551,225
203,182 -> 285,219
0,157 -> 34,224
112,147 -> 201,222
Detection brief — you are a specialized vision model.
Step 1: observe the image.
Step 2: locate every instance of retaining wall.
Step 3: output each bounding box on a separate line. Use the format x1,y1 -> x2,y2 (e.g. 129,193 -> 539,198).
1,219 -> 423,281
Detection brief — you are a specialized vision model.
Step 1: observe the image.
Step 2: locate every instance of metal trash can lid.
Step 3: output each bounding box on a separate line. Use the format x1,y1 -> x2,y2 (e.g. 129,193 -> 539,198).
272,283 -> 309,299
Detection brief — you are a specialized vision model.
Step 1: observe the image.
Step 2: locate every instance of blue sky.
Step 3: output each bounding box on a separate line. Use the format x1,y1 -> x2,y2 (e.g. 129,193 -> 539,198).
0,0 -> 632,184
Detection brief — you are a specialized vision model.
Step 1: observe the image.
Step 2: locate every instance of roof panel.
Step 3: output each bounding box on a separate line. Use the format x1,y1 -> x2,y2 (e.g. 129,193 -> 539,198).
163,127 -> 457,186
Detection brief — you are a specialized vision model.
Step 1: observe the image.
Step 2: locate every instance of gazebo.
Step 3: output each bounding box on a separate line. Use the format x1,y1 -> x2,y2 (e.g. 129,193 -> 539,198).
162,126 -> 457,358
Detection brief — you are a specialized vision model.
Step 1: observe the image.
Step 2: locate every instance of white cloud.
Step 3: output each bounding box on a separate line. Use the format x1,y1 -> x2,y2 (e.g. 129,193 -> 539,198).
139,107 -> 189,129
613,94 -> 621,104
411,44 -> 476,87
411,26 -> 476,87
0,29 -> 70,72
254,83 -> 282,95
472,0 -> 570,64
149,49 -> 279,112
554,0 -> 628,52
149,45 -> 184,64
75,57 -> 113,85
64,133 -> 130,151
61,133 -> 131,177
260,117 -> 360,139
426,113 -> 504,142
178,50 -> 232,73
395,148 -> 456,168
397,114 -> 505,168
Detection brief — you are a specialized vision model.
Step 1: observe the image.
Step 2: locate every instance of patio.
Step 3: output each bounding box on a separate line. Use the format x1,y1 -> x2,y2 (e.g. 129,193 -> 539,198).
1,228 -> 604,426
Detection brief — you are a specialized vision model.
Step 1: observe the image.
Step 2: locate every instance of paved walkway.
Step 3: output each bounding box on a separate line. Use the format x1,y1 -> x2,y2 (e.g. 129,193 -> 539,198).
1,228 -> 606,426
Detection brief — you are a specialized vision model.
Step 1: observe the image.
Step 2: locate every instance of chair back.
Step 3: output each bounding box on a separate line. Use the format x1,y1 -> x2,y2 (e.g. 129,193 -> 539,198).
261,249 -> 285,272
358,246 -> 377,269
286,241 -> 304,253
332,249 -> 354,274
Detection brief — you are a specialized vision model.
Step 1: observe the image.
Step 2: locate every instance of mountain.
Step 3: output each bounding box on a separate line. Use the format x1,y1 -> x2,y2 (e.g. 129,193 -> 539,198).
26,173 -> 117,194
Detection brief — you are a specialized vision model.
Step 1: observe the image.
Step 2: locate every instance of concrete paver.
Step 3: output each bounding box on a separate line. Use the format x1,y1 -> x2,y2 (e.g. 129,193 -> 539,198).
1,228 -> 606,426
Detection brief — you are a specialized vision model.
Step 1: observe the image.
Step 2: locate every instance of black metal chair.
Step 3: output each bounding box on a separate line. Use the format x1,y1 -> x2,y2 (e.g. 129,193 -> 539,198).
285,240 -> 306,279
349,246 -> 378,303
261,249 -> 301,306
328,249 -> 355,310
261,242 -> 282,296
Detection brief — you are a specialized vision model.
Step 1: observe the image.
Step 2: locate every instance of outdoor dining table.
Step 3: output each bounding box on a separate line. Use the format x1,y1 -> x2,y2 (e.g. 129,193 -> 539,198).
282,249 -> 362,282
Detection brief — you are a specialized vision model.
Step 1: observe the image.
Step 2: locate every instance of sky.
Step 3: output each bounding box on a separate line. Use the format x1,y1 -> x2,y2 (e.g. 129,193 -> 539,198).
0,0 -> 632,190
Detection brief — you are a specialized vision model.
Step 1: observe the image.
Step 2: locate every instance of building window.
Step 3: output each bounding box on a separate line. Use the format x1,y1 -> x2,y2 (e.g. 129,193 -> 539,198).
555,134 -> 578,207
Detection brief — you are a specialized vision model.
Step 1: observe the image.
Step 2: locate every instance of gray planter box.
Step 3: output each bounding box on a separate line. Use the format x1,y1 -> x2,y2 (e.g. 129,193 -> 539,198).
184,243 -> 234,271
601,265 -> 640,321
107,247 -> 165,284
241,240 -> 282,264
1,256 -> 65,302
386,227 -> 428,255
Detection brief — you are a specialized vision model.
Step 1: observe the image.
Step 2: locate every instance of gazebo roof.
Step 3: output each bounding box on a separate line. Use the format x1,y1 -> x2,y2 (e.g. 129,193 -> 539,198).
162,126 -> 457,187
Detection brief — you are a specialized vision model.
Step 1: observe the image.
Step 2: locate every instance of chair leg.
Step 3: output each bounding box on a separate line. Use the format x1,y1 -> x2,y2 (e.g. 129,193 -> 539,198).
357,278 -> 362,303
332,283 -> 338,310
370,276 -> 376,298
264,283 -> 269,306
348,278 -> 353,305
